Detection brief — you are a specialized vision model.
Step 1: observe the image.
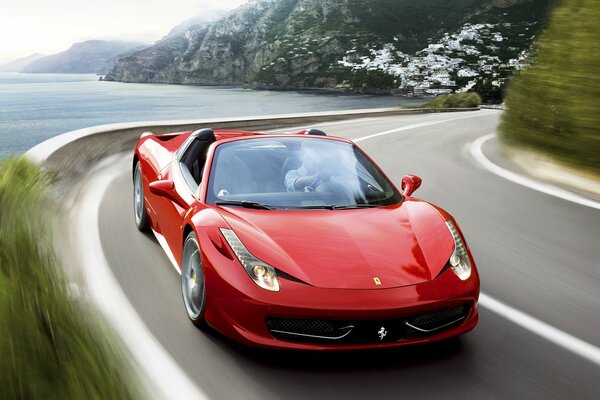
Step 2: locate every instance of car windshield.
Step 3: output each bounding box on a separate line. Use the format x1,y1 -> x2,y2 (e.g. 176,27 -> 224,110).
206,137 -> 402,209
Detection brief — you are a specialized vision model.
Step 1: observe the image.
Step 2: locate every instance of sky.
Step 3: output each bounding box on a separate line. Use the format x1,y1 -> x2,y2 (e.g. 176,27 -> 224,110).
0,0 -> 248,64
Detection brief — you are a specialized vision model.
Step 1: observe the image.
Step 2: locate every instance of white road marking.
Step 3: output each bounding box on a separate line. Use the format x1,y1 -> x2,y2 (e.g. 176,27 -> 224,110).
269,116 -> 390,133
479,293 -> 600,366
153,229 -> 182,274
471,134 -> 600,210
76,155 -> 207,400
271,114 -> 434,134
352,110 -> 497,142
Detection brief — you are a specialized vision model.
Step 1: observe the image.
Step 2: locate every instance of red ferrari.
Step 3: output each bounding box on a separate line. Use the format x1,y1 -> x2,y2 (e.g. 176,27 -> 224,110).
133,127 -> 479,350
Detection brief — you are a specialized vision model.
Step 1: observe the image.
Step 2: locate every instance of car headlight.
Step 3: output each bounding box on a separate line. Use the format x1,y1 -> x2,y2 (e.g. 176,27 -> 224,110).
219,228 -> 280,291
445,220 -> 472,281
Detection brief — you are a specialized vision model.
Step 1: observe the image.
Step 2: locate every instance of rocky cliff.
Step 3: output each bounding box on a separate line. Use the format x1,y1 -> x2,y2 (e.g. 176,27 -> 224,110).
104,0 -> 553,93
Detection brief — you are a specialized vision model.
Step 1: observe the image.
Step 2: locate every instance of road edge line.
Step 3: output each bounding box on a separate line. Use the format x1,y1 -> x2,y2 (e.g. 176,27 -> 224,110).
470,134 -> 600,210
479,293 -> 600,366
353,110 -> 498,142
75,154 -> 208,400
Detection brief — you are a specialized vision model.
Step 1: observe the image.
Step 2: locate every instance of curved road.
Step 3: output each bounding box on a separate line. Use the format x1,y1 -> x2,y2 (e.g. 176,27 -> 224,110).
84,110 -> 599,399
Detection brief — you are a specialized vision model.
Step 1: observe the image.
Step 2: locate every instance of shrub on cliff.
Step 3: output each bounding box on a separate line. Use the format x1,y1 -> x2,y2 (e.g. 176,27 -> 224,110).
0,158 -> 138,400
499,0 -> 600,173
349,69 -> 397,89
425,92 -> 481,109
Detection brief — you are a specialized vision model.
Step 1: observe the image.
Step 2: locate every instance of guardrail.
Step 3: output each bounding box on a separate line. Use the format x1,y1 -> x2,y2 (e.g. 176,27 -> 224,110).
26,107 -> 478,184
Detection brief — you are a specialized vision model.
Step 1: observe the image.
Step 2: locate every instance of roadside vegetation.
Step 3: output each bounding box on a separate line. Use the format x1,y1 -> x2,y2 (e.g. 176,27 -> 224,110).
500,0 -> 600,174
424,92 -> 481,109
0,157 -> 138,399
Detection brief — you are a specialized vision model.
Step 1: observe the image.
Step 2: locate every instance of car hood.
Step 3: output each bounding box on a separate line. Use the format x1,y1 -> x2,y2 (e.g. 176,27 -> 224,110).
218,200 -> 455,290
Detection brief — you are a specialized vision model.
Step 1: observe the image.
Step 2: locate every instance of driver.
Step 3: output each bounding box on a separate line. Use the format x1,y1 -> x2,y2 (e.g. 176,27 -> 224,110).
285,148 -> 336,192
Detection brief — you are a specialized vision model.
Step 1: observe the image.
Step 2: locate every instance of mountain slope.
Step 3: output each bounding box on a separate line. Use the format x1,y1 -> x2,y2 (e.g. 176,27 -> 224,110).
0,54 -> 46,72
23,40 -> 147,74
104,0 -> 553,92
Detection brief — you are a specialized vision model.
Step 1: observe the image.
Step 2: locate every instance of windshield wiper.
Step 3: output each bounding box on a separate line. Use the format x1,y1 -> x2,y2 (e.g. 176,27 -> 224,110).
296,204 -> 336,210
215,200 -> 274,210
298,204 -> 380,210
331,204 -> 380,210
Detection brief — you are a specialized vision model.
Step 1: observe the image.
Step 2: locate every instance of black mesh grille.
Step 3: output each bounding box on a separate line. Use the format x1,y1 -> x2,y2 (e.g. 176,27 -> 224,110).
266,304 -> 471,344
407,305 -> 469,332
267,319 -> 335,334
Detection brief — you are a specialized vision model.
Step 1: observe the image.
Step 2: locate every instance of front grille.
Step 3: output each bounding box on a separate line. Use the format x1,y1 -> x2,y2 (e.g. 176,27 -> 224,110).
267,319 -> 336,335
266,304 -> 470,344
406,304 -> 469,333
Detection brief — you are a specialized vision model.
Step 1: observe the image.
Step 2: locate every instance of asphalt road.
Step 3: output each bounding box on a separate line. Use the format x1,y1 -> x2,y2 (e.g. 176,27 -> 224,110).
91,110 -> 599,399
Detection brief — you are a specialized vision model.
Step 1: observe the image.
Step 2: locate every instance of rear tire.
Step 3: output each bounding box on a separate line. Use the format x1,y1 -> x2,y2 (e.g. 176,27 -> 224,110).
181,231 -> 207,328
133,161 -> 149,231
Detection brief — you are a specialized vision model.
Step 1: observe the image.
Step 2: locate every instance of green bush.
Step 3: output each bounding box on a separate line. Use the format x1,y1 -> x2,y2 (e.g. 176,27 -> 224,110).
349,69 -> 397,89
0,158 -> 138,400
425,92 -> 482,108
500,0 -> 600,173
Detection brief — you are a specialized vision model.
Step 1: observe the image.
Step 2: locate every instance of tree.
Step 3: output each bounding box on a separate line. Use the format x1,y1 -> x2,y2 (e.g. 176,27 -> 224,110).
471,78 -> 503,104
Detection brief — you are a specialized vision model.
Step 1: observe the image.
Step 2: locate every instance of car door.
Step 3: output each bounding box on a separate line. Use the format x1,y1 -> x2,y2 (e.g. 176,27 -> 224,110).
151,130 -> 215,266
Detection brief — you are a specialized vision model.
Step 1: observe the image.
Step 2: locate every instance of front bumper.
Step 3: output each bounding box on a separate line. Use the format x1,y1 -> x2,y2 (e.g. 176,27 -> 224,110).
201,244 -> 479,350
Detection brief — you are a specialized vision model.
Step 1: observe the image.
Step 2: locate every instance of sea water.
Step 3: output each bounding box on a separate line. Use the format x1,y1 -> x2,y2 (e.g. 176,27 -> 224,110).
0,73 -> 422,158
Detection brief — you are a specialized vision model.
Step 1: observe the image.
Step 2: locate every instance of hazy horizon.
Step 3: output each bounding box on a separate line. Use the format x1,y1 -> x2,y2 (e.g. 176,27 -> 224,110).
0,0 -> 248,64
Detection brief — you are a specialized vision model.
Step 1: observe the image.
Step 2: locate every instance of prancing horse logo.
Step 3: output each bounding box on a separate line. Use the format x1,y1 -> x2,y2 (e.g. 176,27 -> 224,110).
378,327 -> 387,340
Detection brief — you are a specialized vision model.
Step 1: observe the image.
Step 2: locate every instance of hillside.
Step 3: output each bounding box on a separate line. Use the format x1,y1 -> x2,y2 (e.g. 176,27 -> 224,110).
23,40 -> 147,74
0,54 -> 46,72
104,0 -> 553,96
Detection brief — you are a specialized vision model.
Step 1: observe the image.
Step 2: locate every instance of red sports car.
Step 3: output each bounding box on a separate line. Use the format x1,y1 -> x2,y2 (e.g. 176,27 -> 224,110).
133,127 -> 479,350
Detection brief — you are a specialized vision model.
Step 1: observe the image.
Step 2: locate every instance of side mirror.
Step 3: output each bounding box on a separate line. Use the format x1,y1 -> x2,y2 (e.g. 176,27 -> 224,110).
149,180 -> 187,207
401,175 -> 422,197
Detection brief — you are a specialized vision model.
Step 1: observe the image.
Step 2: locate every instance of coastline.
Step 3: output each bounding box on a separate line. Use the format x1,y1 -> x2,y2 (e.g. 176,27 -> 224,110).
0,73 -> 420,158
99,74 -> 429,98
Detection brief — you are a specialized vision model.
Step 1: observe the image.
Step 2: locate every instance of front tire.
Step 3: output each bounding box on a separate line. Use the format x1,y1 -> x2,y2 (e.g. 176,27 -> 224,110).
133,161 -> 149,231
181,231 -> 207,328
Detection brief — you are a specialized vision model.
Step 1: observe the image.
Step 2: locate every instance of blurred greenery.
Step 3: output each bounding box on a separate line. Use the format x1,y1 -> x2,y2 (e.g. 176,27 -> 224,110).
500,0 -> 600,173
424,92 -> 481,109
0,158 -> 138,400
